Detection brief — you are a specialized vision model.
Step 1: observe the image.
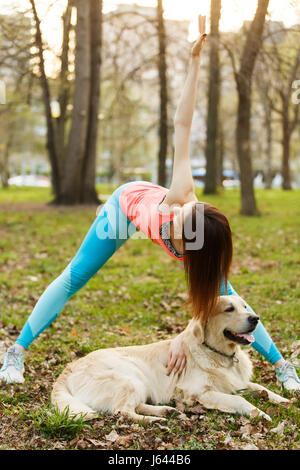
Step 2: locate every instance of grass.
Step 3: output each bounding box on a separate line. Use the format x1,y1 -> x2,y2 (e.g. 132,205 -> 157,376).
0,184 -> 299,450
29,406 -> 92,439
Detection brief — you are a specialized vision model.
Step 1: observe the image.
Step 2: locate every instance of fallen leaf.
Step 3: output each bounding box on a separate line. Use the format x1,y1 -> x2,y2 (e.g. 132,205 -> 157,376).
160,300 -> 171,312
270,421 -> 285,435
164,443 -> 174,450
86,438 -> 105,448
291,340 -> 300,351
69,437 -> 79,447
176,292 -> 188,301
186,404 -> 206,415
27,275 -> 39,282
175,401 -> 186,413
76,439 -> 88,449
237,416 -> 251,426
224,433 -> 233,445
115,435 -> 132,447
117,326 -> 130,335
239,424 -> 252,437
105,430 -> 119,442
155,424 -> 170,432
240,443 -> 259,450
69,329 -> 79,338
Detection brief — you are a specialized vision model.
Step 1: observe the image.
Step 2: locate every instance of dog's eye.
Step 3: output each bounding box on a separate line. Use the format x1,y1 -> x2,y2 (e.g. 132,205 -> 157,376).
224,306 -> 235,312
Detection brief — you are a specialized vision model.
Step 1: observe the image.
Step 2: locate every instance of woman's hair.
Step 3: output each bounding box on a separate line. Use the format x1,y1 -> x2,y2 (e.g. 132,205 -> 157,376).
182,202 -> 233,324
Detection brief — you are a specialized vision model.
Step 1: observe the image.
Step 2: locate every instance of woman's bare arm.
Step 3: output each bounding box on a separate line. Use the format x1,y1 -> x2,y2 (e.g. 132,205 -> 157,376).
165,16 -> 207,207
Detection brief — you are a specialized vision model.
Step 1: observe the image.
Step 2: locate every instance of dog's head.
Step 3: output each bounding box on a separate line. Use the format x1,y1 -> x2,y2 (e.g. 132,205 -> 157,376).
189,296 -> 259,355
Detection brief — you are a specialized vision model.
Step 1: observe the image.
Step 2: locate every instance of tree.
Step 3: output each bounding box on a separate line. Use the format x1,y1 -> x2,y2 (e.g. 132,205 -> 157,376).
56,2 -> 73,178
235,0 -> 270,214
30,0 -> 61,198
224,0 -> 270,214
0,120 -> 13,187
254,58 -> 274,188
99,7 -> 160,183
30,0 -> 103,204
204,0 -> 221,194
81,0 -> 103,202
103,3 -> 182,186
261,28 -> 300,189
61,0 -> 91,203
156,0 -> 168,187
0,11 -> 35,187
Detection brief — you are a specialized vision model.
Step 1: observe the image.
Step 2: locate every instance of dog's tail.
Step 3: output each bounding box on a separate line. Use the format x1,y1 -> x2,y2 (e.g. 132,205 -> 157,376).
51,364 -> 98,421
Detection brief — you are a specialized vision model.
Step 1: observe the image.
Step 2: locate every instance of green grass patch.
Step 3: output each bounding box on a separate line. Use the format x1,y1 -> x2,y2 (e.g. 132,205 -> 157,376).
30,406 -> 92,439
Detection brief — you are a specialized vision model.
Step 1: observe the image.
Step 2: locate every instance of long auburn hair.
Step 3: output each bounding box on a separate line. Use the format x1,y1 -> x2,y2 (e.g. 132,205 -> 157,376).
182,202 -> 233,324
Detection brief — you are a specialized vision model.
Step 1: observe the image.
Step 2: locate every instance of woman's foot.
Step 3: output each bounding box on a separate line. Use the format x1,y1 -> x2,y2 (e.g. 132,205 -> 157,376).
276,360 -> 300,391
0,345 -> 25,384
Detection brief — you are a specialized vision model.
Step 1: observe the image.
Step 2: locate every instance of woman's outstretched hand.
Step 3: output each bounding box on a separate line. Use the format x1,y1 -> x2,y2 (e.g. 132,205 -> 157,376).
191,14 -> 207,57
167,332 -> 186,376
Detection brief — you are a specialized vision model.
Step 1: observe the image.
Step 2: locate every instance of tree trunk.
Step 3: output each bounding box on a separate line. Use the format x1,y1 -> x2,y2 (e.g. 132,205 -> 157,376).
30,0 -> 61,198
281,109 -> 292,190
264,105 -> 273,189
157,0 -> 168,187
112,148 -> 123,186
216,120 -> 224,187
204,0 -> 221,194
236,88 -> 259,214
56,0 -> 73,180
81,0 -> 103,204
235,0 -> 269,215
0,133 -> 13,188
60,0 -> 91,204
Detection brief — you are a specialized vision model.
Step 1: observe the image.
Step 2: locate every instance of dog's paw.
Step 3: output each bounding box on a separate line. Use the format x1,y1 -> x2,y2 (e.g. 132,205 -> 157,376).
275,393 -> 290,403
145,416 -> 167,424
164,407 -> 184,419
267,390 -> 290,405
250,408 -> 272,422
275,396 -> 290,405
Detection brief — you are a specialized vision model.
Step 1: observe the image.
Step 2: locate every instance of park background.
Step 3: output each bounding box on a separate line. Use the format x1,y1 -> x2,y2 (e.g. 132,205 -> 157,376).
0,0 -> 299,450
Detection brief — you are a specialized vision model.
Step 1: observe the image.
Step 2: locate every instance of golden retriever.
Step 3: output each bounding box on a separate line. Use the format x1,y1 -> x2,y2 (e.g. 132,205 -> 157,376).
51,296 -> 288,423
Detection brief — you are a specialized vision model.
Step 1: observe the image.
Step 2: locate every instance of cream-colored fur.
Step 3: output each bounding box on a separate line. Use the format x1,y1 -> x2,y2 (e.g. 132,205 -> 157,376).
51,296 -> 288,422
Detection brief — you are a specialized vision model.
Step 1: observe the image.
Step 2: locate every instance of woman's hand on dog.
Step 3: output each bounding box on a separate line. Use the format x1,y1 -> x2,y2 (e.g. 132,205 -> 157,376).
167,333 -> 186,375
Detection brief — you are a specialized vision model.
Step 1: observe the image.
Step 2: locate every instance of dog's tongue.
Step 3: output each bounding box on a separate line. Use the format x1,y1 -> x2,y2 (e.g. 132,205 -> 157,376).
236,332 -> 255,343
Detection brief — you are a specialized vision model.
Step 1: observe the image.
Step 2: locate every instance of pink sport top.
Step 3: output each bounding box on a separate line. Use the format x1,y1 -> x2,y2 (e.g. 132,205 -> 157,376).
119,181 -> 185,263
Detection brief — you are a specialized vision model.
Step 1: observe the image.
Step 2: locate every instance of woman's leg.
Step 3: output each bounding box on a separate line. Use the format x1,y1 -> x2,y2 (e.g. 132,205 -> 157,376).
16,184 -> 137,350
0,184 -> 137,383
220,279 -> 282,364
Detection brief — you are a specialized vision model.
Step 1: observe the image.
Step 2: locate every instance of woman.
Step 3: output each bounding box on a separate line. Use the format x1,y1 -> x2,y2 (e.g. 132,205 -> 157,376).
1,16 -> 299,391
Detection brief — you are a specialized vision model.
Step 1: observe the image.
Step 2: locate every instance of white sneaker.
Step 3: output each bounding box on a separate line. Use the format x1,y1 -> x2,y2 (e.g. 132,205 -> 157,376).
276,360 -> 300,391
0,345 -> 25,384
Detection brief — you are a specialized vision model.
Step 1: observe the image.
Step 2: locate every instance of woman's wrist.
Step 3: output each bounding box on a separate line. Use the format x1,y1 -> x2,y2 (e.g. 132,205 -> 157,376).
173,331 -> 184,343
167,331 -> 186,375
191,51 -> 202,60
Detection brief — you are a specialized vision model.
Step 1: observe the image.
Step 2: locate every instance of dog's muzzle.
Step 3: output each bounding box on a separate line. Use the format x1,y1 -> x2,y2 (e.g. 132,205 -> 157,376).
223,315 -> 259,345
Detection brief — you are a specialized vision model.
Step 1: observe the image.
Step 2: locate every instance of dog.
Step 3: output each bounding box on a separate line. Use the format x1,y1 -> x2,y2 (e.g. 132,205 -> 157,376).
51,296 -> 288,423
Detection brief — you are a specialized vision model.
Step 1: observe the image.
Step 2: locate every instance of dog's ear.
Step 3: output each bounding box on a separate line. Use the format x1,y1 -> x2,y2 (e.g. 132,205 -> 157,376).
192,321 -> 204,344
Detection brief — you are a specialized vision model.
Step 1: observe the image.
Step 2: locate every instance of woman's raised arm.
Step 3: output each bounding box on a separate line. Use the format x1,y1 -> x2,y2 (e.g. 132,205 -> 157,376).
165,16 -> 207,207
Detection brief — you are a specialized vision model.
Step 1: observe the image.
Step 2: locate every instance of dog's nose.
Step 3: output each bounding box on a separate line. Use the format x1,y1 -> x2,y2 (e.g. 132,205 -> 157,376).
248,315 -> 259,326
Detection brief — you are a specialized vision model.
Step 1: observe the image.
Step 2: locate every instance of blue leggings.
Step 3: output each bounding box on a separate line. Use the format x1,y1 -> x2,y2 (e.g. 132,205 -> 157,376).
16,183 -> 282,364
